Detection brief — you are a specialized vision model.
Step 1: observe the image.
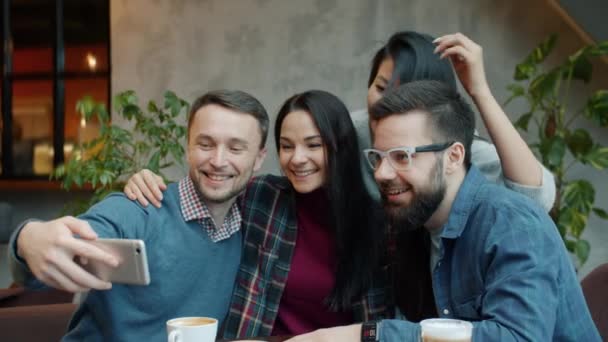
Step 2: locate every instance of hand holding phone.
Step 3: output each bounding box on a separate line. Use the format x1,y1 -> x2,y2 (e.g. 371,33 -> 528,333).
18,217 -> 118,292
78,239 -> 150,286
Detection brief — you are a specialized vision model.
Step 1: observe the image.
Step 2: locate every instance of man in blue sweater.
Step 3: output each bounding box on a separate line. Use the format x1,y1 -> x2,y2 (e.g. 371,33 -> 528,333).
289,81 -> 600,341
9,90 -> 268,341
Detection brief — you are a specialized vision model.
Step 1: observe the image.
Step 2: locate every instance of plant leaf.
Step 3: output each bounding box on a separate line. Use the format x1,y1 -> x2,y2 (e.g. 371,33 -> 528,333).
514,34 -> 558,80
148,101 -> 159,113
566,129 -> 593,157
575,239 -> 590,265
582,146 -> 608,170
593,207 -> 608,220
504,84 -> 526,105
163,91 -> 178,109
568,54 -> 593,83
531,34 -> 558,64
584,90 -> 608,127
564,238 -> 576,253
76,96 -> 95,120
146,151 -> 161,173
530,69 -> 560,98
558,207 -> 587,238
589,41 -> 608,56
514,112 -> 533,131
514,62 -> 536,81
563,180 -> 595,214
541,136 -> 566,168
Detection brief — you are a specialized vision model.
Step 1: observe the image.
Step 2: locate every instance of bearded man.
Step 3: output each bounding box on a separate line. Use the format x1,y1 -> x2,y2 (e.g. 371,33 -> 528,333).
288,80 -> 599,342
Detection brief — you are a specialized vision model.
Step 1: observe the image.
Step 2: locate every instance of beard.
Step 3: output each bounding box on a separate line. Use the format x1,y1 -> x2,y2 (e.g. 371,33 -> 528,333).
381,158 -> 446,233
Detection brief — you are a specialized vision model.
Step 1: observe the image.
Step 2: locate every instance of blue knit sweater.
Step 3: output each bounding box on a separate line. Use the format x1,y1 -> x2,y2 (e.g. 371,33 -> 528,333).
13,183 -> 242,342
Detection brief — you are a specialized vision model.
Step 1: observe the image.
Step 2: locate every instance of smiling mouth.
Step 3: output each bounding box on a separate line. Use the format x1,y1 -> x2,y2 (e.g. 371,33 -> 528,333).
291,170 -> 317,177
383,186 -> 411,196
203,171 -> 234,181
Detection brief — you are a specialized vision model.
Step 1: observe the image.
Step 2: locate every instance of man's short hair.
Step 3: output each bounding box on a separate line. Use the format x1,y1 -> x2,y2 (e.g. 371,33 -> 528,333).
369,80 -> 475,168
188,90 -> 269,148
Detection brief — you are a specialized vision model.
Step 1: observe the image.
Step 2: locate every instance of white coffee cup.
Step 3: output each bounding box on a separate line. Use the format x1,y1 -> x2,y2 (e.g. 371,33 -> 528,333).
166,316 -> 218,342
419,318 -> 473,342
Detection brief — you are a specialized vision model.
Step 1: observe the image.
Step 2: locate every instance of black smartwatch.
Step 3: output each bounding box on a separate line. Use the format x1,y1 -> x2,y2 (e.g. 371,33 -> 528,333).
361,320 -> 381,341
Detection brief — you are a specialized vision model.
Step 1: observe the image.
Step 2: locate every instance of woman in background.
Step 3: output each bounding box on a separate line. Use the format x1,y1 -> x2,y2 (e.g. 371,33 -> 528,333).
355,31 -> 555,210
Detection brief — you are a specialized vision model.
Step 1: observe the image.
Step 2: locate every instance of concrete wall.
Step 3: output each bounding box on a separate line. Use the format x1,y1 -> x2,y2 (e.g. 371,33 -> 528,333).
110,0 -> 607,276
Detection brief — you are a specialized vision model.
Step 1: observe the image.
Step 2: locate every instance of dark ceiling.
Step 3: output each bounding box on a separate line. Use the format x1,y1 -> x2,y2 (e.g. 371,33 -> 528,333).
7,0 -> 109,47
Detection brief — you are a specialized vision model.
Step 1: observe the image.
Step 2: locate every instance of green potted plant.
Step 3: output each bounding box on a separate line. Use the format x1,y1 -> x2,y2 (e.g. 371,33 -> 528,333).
505,35 -> 608,268
53,90 -> 189,214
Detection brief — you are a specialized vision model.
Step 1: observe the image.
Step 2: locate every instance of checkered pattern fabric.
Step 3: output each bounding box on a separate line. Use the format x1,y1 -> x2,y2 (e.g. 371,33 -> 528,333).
222,174 -> 391,339
178,177 -> 241,242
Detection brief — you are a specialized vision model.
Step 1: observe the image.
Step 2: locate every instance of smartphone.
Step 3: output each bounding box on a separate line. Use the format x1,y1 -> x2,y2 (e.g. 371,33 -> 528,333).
78,238 -> 151,286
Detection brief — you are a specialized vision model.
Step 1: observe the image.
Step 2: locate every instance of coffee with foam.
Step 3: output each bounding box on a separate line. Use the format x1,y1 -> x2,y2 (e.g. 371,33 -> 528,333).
420,318 -> 473,342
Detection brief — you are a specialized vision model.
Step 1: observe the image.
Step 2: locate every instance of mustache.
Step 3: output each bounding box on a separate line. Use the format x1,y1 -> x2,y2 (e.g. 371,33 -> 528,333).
378,180 -> 409,192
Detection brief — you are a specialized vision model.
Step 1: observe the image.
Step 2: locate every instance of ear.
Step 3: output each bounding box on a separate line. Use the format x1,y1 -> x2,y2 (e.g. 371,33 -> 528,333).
444,142 -> 465,174
253,147 -> 267,172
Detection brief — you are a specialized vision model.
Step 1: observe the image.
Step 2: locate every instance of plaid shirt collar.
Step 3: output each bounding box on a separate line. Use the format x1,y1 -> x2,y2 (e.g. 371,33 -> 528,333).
178,177 -> 242,242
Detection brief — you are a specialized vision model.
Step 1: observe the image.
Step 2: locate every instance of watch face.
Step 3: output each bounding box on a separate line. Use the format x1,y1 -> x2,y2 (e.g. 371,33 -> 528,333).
362,321 -> 378,341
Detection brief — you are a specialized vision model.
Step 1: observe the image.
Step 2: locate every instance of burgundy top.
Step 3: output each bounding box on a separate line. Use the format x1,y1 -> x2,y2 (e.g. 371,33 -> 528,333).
271,189 -> 352,335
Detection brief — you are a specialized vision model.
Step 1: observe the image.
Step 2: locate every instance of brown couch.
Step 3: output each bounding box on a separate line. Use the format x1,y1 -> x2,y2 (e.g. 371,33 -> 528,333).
582,263 -> 608,340
0,303 -> 77,341
0,286 -> 74,307
0,286 -> 76,341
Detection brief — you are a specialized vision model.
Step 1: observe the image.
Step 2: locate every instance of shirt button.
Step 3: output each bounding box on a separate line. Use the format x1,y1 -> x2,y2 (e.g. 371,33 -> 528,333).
443,309 -> 450,315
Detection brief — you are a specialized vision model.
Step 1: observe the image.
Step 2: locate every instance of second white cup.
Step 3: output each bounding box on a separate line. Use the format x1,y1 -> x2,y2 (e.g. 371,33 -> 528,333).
166,316 -> 218,342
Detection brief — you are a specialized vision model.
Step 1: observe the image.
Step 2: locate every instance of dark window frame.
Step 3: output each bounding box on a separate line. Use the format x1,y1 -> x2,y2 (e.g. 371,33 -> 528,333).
1,0 -> 111,180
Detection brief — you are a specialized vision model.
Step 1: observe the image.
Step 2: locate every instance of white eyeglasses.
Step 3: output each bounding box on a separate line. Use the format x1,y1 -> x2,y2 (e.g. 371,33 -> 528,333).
363,141 -> 455,171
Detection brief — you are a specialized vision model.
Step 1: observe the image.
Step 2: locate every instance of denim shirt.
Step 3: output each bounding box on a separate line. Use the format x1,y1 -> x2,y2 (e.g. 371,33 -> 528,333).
379,166 -> 600,341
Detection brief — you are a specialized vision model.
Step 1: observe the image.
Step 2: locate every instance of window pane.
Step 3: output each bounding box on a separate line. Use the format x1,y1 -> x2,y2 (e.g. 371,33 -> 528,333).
65,78 -> 108,161
65,45 -> 109,73
11,0 -> 54,73
64,0 -> 109,72
13,80 -> 54,176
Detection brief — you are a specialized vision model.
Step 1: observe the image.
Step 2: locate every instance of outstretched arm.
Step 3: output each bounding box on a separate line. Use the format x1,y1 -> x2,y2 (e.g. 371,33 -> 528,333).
10,217 -> 118,292
433,33 -> 545,188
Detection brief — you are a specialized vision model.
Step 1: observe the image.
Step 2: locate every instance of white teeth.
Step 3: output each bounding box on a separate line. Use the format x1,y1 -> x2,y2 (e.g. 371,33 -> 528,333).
385,187 -> 410,195
293,170 -> 316,177
205,173 -> 231,181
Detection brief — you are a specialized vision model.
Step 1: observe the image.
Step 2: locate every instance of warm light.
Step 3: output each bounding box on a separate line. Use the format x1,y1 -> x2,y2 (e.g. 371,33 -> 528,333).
86,53 -> 97,71
80,117 -> 86,128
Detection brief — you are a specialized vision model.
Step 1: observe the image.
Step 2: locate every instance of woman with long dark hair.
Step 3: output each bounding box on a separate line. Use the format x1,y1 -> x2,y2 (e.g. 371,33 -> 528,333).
219,90 -> 385,337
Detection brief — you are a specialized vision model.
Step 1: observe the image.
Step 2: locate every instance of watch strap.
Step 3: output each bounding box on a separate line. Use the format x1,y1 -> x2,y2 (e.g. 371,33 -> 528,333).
361,320 -> 380,341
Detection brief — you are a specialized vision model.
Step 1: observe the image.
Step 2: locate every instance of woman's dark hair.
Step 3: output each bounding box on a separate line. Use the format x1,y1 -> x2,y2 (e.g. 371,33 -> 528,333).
368,31 -> 457,91
274,90 -> 381,311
